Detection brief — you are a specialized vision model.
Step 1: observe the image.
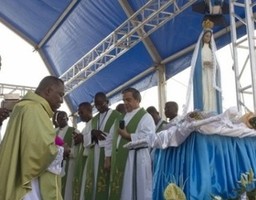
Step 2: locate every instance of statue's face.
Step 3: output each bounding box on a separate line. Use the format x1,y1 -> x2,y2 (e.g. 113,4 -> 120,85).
203,31 -> 212,44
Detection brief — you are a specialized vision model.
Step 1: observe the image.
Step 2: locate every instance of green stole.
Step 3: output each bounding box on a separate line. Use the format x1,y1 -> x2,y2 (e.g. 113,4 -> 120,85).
60,126 -> 74,196
156,120 -> 168,132
109,108 -> 147,200
72,144 -> 87,200
84,110 -> 121,200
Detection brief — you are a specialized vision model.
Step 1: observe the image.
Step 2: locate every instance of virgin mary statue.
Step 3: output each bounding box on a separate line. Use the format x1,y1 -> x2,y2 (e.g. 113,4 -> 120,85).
184,19 -> 222,115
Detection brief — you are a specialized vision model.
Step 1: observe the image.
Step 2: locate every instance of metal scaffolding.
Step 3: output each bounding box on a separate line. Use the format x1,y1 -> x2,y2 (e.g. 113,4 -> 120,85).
230,0 -> 256,113
0,83 -> 36,99
60,0 -> 197,94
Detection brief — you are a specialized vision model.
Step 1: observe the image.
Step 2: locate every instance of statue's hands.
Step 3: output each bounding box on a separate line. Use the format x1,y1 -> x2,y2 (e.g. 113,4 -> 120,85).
203,61 -> 213,68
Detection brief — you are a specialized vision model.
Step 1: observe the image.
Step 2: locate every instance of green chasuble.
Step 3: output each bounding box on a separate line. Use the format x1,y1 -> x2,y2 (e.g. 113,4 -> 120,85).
0,91 -> 62,200
72,144 -> 87,200
60,126 -> 75,196
109,108 -> 147,200
84,110 -> 121,200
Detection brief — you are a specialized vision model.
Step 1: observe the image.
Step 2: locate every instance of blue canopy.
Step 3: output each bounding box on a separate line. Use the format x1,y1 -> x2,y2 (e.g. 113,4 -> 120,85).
0,0 -> 251,112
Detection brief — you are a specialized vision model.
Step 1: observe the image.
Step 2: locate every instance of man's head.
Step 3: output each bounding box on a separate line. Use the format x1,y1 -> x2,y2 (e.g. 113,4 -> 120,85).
35,76 -> 65,112
164,101 -> 178,121
146,106 -> 161,125
115,103 -> 126,115
78,102 -> 93,123
122,88 -> 141,113
56,111 -> 68,128
94,92 -> 109,113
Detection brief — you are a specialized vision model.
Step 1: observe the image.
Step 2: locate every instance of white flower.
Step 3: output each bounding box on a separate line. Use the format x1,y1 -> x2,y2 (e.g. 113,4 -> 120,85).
212,196 -> 222,200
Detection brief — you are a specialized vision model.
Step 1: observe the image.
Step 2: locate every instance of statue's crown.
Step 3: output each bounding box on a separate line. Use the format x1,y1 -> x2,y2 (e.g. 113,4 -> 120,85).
202,19 -> 214,30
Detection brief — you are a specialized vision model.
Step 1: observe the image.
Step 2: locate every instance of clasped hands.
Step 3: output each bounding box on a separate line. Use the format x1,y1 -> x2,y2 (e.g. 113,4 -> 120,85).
91,129 -> 106,143
203,61 -> 213,68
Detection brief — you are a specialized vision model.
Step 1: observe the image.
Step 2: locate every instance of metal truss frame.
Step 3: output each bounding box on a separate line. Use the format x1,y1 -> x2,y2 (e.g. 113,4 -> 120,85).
0,83 -> 36,99
60,0 -> 197,94
229,0 -> 256,113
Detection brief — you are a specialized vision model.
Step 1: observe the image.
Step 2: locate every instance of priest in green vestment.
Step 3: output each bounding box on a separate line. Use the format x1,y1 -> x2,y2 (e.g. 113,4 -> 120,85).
83,92 -> 121,200
0,76 -> 68,200
54,110 -> 80,200
109,88 -> 155,200
72,102 -> 92,200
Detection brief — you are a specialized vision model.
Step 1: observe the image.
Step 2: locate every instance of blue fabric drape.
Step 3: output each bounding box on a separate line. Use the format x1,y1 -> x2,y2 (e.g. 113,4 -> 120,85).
193,48 -> 203,111
153,132 -> 256,200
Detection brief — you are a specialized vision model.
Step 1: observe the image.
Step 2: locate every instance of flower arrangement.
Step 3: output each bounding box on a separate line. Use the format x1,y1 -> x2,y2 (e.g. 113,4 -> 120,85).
164,183 -> 186,200
240,112 -> 256,129
186,110 -> 216,122
163,175 -> 188,200
211,169 -> 256,200
188,110 -> 204,120
248,116 -> 256,129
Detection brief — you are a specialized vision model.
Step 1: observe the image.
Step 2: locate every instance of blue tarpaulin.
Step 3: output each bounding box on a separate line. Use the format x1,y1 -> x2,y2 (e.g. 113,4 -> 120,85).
0,0 -> 251,112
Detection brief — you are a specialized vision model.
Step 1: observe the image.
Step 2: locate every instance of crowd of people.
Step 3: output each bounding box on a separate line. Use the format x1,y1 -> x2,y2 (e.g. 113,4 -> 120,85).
0,75 -> 182,200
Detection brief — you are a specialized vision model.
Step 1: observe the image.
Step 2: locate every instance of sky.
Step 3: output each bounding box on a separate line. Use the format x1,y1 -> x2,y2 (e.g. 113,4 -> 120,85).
0,23 -> 70,109
0,23 -> 70,135
0,21 -> 241,133
0,24 -> 49,87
